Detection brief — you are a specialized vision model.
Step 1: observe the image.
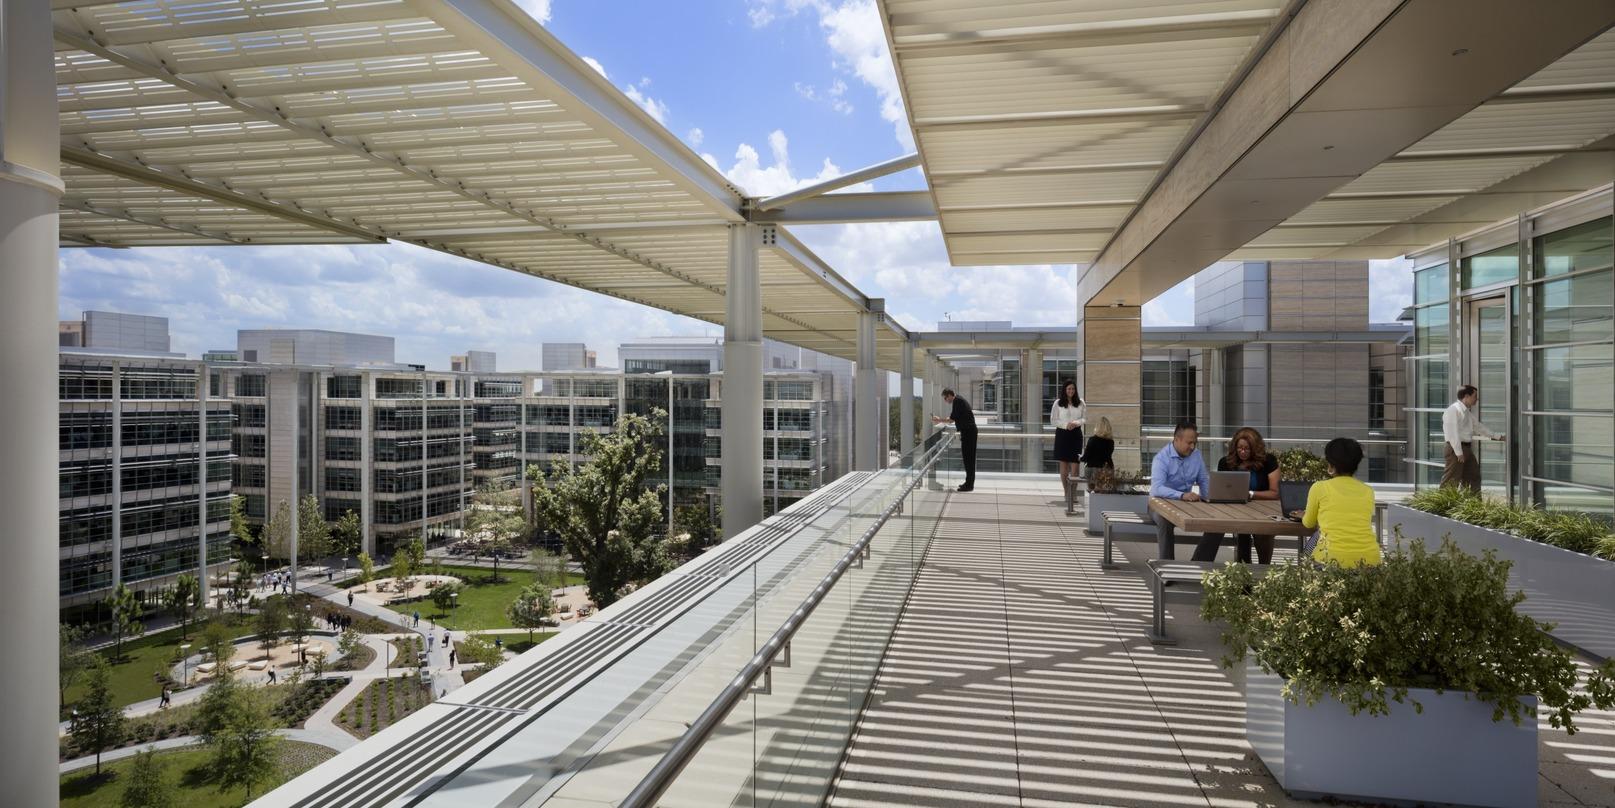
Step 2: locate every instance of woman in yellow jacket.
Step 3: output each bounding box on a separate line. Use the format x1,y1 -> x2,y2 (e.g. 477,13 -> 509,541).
1288,438 -> 1381,567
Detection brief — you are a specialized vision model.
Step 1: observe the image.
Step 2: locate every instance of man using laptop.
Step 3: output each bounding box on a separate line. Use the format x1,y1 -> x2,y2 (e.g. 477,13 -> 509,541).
1149,420 -> 1211,560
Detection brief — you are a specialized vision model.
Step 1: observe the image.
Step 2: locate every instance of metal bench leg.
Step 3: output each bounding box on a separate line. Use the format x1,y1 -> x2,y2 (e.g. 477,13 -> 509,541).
1101,522 -> 1118,570
1147,575 -> 1176,645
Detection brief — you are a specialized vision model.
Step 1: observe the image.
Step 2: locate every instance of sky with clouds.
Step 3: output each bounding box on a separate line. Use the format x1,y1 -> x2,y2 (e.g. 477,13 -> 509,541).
59,0 -> 1416,370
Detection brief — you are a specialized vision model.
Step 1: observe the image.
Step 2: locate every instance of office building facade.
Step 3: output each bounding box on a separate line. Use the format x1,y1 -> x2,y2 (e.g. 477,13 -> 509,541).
237,328 -> 394,366
58,351 -> 234,616
1406,186 -> 1613,514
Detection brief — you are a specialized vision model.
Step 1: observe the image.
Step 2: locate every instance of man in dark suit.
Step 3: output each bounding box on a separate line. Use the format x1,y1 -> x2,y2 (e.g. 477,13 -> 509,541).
931,388 -> 978,492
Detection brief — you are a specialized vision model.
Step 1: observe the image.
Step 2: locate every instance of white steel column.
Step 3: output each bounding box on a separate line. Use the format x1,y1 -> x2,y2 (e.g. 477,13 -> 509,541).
722,224 -> 765,539
899,343 -> 915,456
110,362 -> 123,586
1023,348 -> 1043,473
921,353 -> 936,443
854,302 -> 881,470
197,366 -> 211,606
1,1 -> 63,801
360,372 -> 374,558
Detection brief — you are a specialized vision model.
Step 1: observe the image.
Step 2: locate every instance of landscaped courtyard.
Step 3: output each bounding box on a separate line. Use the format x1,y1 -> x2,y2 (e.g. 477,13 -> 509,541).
60,740 -> 337,808
372,565 -> 581,631
66,618 -> 255,711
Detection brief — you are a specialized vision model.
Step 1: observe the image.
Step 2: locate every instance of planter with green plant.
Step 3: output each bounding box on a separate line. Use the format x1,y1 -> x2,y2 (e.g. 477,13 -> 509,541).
1202,538 -> 1615,807
1390,487 -> 1615,659
1084,467 -> 1154,536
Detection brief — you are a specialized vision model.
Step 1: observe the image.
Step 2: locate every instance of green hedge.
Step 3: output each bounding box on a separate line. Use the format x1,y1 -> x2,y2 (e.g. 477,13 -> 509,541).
1406,487 -> 1615,559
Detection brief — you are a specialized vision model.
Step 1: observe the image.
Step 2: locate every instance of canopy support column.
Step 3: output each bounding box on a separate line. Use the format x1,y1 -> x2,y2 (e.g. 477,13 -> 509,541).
899,344 -> 915,456
854,304 -> 881,470
1,1 -> 63,803
723,224 -> 765,538
1079,305 -> 1142,472
1023,348 -> 1043,473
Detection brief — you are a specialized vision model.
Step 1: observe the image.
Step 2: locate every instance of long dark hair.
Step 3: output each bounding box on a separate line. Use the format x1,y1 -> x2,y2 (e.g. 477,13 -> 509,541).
1225,427 -> 1269,471
1057,380 -> 1081,408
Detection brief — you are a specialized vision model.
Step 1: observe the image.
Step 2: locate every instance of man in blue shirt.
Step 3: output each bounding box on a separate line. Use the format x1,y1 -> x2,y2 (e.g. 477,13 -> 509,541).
1150,420 -> 1211,560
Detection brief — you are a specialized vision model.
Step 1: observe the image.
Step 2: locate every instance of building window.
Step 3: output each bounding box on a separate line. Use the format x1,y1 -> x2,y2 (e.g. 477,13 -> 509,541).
60,364 -> 114,400
235,403 -> 266,429
375,378 -> 422,399
325,467 -> 362,492
326,435 -> 361,461
120,367 -> 196,399
1368,367 -> 1386,431
325,406 -> 362,430
1462,242 -> 1519,290
235,374 -> 266,397
327,375 -> 363,399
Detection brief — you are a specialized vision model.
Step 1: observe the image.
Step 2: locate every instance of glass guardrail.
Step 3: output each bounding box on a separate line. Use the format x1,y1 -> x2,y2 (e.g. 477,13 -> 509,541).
262,435 -> 960,808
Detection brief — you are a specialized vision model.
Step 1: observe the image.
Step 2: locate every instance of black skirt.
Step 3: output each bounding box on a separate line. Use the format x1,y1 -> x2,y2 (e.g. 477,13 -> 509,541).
1054,427 -> 1083,462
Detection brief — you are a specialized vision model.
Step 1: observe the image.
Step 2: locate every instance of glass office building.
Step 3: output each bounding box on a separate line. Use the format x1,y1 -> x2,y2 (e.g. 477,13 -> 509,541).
1407,185 -> 1613,514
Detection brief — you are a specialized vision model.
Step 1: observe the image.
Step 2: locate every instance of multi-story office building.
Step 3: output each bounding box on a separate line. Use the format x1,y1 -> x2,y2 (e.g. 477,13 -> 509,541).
451,350 -> 497,372
59,311 -> 175,354
220,363 -> 479,559
237,328 -> 394,366
58,350 -> 234,617
541,342 -> 597,371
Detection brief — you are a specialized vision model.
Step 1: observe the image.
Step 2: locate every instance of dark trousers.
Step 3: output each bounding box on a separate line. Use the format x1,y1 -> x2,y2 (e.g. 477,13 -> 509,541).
1154,513 -> 1177,560
960,430 -> 978,488
1442,443 -> 1480,492
1191,533 -> 1275,563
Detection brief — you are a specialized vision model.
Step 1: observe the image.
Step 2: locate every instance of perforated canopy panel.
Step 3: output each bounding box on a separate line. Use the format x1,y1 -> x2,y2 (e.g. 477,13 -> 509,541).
52,0 -> 915,369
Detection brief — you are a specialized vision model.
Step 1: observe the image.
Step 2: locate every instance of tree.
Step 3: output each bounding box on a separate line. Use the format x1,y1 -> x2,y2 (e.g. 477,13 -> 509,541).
229,562 -> 253,614
888,395 -> 925,451
289,604 -> 314,647
331,509 -> 363,562
228,494 -> 254,550
263,498 -> 293,564
120,747 -> 175,808
72,657 -> 125,775
393,537 -> 426,591
530,547 -> 567,592
256,595 -> 287,648
197,669 -> 281,800
431,580 -> 462,614
201,619 -> 235,668
506,583 -> 554,643
467,483 -> 525,583
673,503 -> 721,557
166,573 -> 201,641
356,551 -> 376,593
297,494 -> 331,567
337,628 -> 363,662
106,583 -> 144,663
529,410 -> 674,608
60,623 -> 94,708
456,635 -> 505,669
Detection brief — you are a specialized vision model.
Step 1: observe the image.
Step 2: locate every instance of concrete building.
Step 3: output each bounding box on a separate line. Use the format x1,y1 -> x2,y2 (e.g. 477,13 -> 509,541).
59,311 -> 175,354
451,350 -> 497,372
58,351 -> 233,618
237,328 -> 394,366
540,342 -> 597,372
202,349 -> 238,362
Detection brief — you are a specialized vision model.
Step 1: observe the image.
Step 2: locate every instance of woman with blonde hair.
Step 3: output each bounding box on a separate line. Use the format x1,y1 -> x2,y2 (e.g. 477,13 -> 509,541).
1050,380 -> 1086,515
1078,416 -> 1115,486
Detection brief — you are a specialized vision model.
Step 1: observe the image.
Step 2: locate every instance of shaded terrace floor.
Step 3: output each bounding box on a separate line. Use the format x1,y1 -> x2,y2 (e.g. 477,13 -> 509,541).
829,476 -> 1615,808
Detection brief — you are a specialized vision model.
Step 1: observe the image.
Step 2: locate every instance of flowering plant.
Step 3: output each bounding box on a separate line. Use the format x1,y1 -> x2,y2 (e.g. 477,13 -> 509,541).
1202,535 -> 1615,732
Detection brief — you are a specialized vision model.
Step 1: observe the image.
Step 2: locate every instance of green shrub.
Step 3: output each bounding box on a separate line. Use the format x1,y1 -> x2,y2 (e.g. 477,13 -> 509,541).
1202,535 -> 1615,732
1407,488 -> 1614,556
1277,447 -> 1329,482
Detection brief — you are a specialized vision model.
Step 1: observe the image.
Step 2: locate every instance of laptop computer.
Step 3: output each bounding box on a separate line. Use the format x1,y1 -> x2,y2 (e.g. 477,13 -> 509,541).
1278,480 -> 1313,521
1206,470 -> 1250,503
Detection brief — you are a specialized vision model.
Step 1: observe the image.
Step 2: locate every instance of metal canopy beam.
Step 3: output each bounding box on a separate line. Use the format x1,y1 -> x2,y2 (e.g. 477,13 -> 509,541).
429,0 -> 743,220
892,8 -> 1280,50
755,153 -> 920,210
750,191 -> 937,224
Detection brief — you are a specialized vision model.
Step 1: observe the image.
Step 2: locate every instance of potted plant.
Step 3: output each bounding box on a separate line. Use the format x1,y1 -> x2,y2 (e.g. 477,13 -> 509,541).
1202,538 -> 1615,808
1085,467 -> 1153,536
1275,447 -> 1329,483
1389,487 -> 1615,658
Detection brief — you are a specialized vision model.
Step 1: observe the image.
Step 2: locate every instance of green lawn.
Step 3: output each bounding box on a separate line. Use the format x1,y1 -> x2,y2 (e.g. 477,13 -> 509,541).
501,632 -> 557,655
381,566 -> 580,631
68,617 -> 255,711
60,740 -> 336,808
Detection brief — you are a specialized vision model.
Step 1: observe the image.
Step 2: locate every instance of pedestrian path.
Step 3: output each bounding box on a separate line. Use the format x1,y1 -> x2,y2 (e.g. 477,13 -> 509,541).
59,727 -> 358,774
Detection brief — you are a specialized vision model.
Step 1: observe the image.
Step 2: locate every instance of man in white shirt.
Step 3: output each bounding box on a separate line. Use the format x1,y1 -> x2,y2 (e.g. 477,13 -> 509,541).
1441,385 -> 1504,492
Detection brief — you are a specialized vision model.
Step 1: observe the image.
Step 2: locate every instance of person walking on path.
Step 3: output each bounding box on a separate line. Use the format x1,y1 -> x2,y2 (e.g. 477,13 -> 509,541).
413,610 -> 420,628
348,591 -> 355,607
1442,385 -> 1503,492
267,668 -> 277,684
1050,380 -> 1086,515
932,388 -> 978,492
159,687 -> 171,709
449,649 -> 457,669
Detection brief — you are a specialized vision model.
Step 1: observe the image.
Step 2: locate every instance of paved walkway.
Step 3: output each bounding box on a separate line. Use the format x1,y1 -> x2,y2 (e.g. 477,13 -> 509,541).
59,727 -> 358,774
830,482 -> 1615,807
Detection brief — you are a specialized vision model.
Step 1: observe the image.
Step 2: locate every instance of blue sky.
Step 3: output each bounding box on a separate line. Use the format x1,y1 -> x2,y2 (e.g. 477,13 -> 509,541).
59,0 -> 1414,370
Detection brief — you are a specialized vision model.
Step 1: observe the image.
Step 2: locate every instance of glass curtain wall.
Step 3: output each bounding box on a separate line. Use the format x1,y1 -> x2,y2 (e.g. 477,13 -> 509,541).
1527,216 -> 1614,514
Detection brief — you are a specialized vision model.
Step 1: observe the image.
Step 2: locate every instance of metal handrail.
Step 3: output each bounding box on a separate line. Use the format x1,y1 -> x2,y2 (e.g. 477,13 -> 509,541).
619,432 -> 956,808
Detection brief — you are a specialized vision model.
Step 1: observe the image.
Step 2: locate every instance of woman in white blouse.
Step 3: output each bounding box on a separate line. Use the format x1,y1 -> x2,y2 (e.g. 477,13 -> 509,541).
1050,380 -> 1086,515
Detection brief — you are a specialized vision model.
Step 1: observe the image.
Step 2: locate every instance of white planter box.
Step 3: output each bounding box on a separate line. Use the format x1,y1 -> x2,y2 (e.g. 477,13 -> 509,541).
1386,505 -> 1615,660
1085,492 -> 1152,536
1246,660 -> 1537,807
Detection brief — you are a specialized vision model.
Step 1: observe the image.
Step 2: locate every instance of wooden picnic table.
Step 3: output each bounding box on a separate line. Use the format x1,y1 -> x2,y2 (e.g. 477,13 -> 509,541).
1147,497 -> 1315,537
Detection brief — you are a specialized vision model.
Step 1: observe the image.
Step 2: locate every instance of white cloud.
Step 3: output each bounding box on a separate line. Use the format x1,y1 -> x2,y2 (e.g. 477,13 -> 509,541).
686,127 -> 704,147
750,0 -> 911,147
514,0 -> 552,24
1369,257 -> 1414,323
1142,277 -> 1195,327
581,55 -> 608,78
580,57 -> 670,125
713,129 -> 852,197
794,79 -> 854,115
